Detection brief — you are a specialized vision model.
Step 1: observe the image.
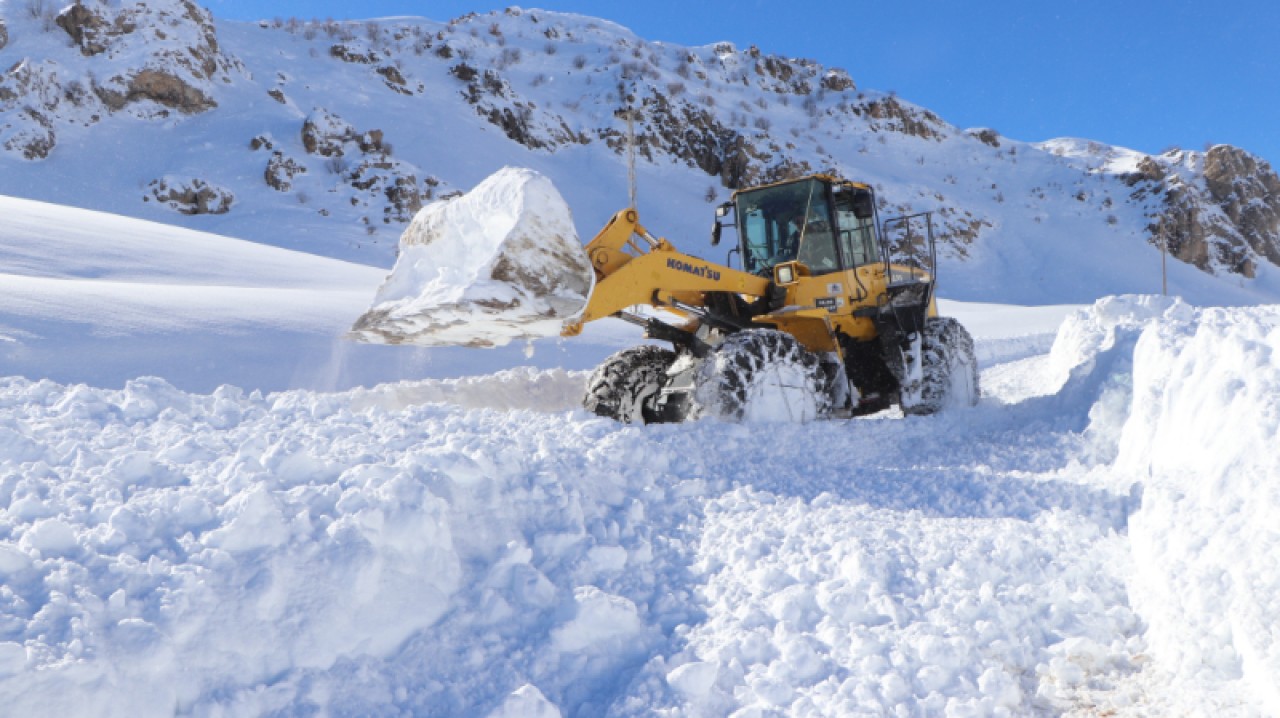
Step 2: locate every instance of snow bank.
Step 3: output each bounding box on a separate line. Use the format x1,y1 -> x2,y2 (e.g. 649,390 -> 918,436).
0,374 -> 708,717
8,291 -> 1280,716
1114,304 -> 1280,714
1038,295 -> 1280,714
350,167 -> 595,348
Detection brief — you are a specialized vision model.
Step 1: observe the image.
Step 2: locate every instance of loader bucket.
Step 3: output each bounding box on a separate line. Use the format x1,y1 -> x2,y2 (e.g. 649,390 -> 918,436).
349,167 -> 595,348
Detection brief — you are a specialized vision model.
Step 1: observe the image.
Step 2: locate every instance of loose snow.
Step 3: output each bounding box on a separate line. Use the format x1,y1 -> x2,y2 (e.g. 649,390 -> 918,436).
3,197 -> 1280,717
350,167 -> 595,348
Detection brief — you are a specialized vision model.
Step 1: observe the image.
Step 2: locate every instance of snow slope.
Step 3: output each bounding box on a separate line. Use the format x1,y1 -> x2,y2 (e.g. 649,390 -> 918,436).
0,194 -> 632,392
5,200 -> 1280,716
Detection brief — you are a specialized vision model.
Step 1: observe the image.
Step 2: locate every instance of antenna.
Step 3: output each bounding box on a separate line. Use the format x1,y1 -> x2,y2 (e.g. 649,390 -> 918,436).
614,78 -> 640,211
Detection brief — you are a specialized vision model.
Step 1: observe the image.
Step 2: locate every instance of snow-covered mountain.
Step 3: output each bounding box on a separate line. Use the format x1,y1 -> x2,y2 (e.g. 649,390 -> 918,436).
2,1 -> 1280,305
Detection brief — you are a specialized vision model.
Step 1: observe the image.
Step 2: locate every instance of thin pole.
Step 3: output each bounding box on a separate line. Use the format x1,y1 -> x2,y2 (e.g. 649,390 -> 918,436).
626,104 -> 637,210
1161,225 -> 1168,296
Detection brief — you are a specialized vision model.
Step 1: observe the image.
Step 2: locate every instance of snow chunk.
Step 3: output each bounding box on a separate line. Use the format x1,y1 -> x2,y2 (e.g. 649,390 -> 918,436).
0,643 -> 26,677
666,660 -> 719,699
20,518 -> 78,557
551,586 -> 644,652
350,167 -> 594,348
486,684 -> 562,718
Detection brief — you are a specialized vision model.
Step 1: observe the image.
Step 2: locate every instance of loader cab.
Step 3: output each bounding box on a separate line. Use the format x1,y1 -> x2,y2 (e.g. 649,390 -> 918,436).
730,176 -> 882,277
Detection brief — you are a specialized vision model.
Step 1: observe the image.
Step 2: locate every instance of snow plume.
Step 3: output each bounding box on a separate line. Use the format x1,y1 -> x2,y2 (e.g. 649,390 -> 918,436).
350,167 -> 595,348
1115,303 -> 1280,714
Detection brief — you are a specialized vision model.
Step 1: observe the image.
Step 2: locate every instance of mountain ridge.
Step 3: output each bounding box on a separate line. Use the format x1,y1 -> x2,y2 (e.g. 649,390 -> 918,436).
1,1 -> 1278,305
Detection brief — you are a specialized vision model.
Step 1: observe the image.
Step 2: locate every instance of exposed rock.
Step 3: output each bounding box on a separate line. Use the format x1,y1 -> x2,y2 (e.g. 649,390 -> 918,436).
295,109 -> 428,224
347,160 -> 424,222
264,151 -> 307,192
968,128 -> 1001,148
450,63 -> 479,83
330,44 -> 378,64
1,0 -> 236,159
146,177 -> 234,215
0,20 -> 9,52
267,88 -> 286,104
301,108 -> 356,156
56,3 -> 113,56
2,110 -> 56,160
820,69 -> 856,93
855,96 -> 945,141
1123,156 -> 1167,188
458,68 -> 582,151
377,65 -> 409,94
1138,146 -> 1280,278
95,69 -> 216,114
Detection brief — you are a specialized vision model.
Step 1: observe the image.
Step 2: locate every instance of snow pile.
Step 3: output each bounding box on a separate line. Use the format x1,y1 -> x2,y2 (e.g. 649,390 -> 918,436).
0,375 -> 706,716
1033,295 -> 1197,462
648,489 -> 1139,716
1115,304 -> 1280,714
1045,294 -> 1192,390
350,167 -> 595,348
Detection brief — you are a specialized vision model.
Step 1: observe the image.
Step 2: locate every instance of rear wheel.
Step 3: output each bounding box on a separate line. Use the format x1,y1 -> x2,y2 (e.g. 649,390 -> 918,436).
903,317 -> 979,415
583,345 -> 677,423
693,329 -> 830,422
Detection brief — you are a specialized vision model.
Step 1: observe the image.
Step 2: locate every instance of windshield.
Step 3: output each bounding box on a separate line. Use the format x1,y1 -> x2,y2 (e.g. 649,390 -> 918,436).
735,178 -> 839,275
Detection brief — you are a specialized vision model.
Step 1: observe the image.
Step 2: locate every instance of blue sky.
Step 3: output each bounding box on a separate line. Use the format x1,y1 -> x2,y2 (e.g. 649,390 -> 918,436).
209,1 -> 1280,166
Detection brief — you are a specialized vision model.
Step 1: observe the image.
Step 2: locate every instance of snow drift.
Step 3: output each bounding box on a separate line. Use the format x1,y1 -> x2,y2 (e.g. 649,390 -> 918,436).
6,286 -> 1280,715
350,167 -> 595,348
1114,303 -> 1280,714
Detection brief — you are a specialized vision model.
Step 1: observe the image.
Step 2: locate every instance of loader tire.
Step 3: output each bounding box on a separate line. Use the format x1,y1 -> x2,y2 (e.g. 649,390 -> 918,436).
694,329 -> 830,422
583,345 -> 677,424
905,317 -> 980,416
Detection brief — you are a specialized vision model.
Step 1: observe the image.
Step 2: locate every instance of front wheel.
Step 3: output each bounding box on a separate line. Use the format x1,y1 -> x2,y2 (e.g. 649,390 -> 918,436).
583,345 -> 677,423
902,317 -> 980,415
693,329 -> 831,422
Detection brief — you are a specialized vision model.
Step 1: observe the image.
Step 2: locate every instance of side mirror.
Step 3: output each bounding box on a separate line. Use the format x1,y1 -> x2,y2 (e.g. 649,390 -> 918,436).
711,201 -> 734,246
852,189 -> 875,220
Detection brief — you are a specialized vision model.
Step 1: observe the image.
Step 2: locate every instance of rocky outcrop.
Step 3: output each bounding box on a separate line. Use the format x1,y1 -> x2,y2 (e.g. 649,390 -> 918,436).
0,62 -> 63,159
94,69 -> 215,114
55,3 -> 114,56
301,109 -> 384,156
3,109 -> 55,160
1135,146 -> 1280,277
1203,146 -> 1280,267
0,20 -> 10,51
453,66 -> 584,150
145,177 -> 234,215
854,96 -> 945,141
264,151 -> 307,192
0,0 -> 239,159
299,108 -> 429,224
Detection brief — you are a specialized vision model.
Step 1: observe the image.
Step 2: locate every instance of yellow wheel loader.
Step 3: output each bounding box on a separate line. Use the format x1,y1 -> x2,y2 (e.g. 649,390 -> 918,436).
568,174 -> 979,423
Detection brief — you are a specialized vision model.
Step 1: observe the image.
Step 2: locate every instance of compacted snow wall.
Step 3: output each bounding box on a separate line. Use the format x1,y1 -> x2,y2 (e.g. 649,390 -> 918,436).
1032,295 -> 1280,714
1113,303 -> 1280,714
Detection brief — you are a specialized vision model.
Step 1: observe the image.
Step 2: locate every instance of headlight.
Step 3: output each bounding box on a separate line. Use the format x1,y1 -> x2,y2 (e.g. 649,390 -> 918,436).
776,265 -> 794,284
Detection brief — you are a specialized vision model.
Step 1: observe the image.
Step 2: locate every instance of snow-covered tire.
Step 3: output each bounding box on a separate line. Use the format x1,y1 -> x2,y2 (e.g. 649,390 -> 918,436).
694,329 -> 830,422
904,317 -> 980,416
583,345 -> 677,424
